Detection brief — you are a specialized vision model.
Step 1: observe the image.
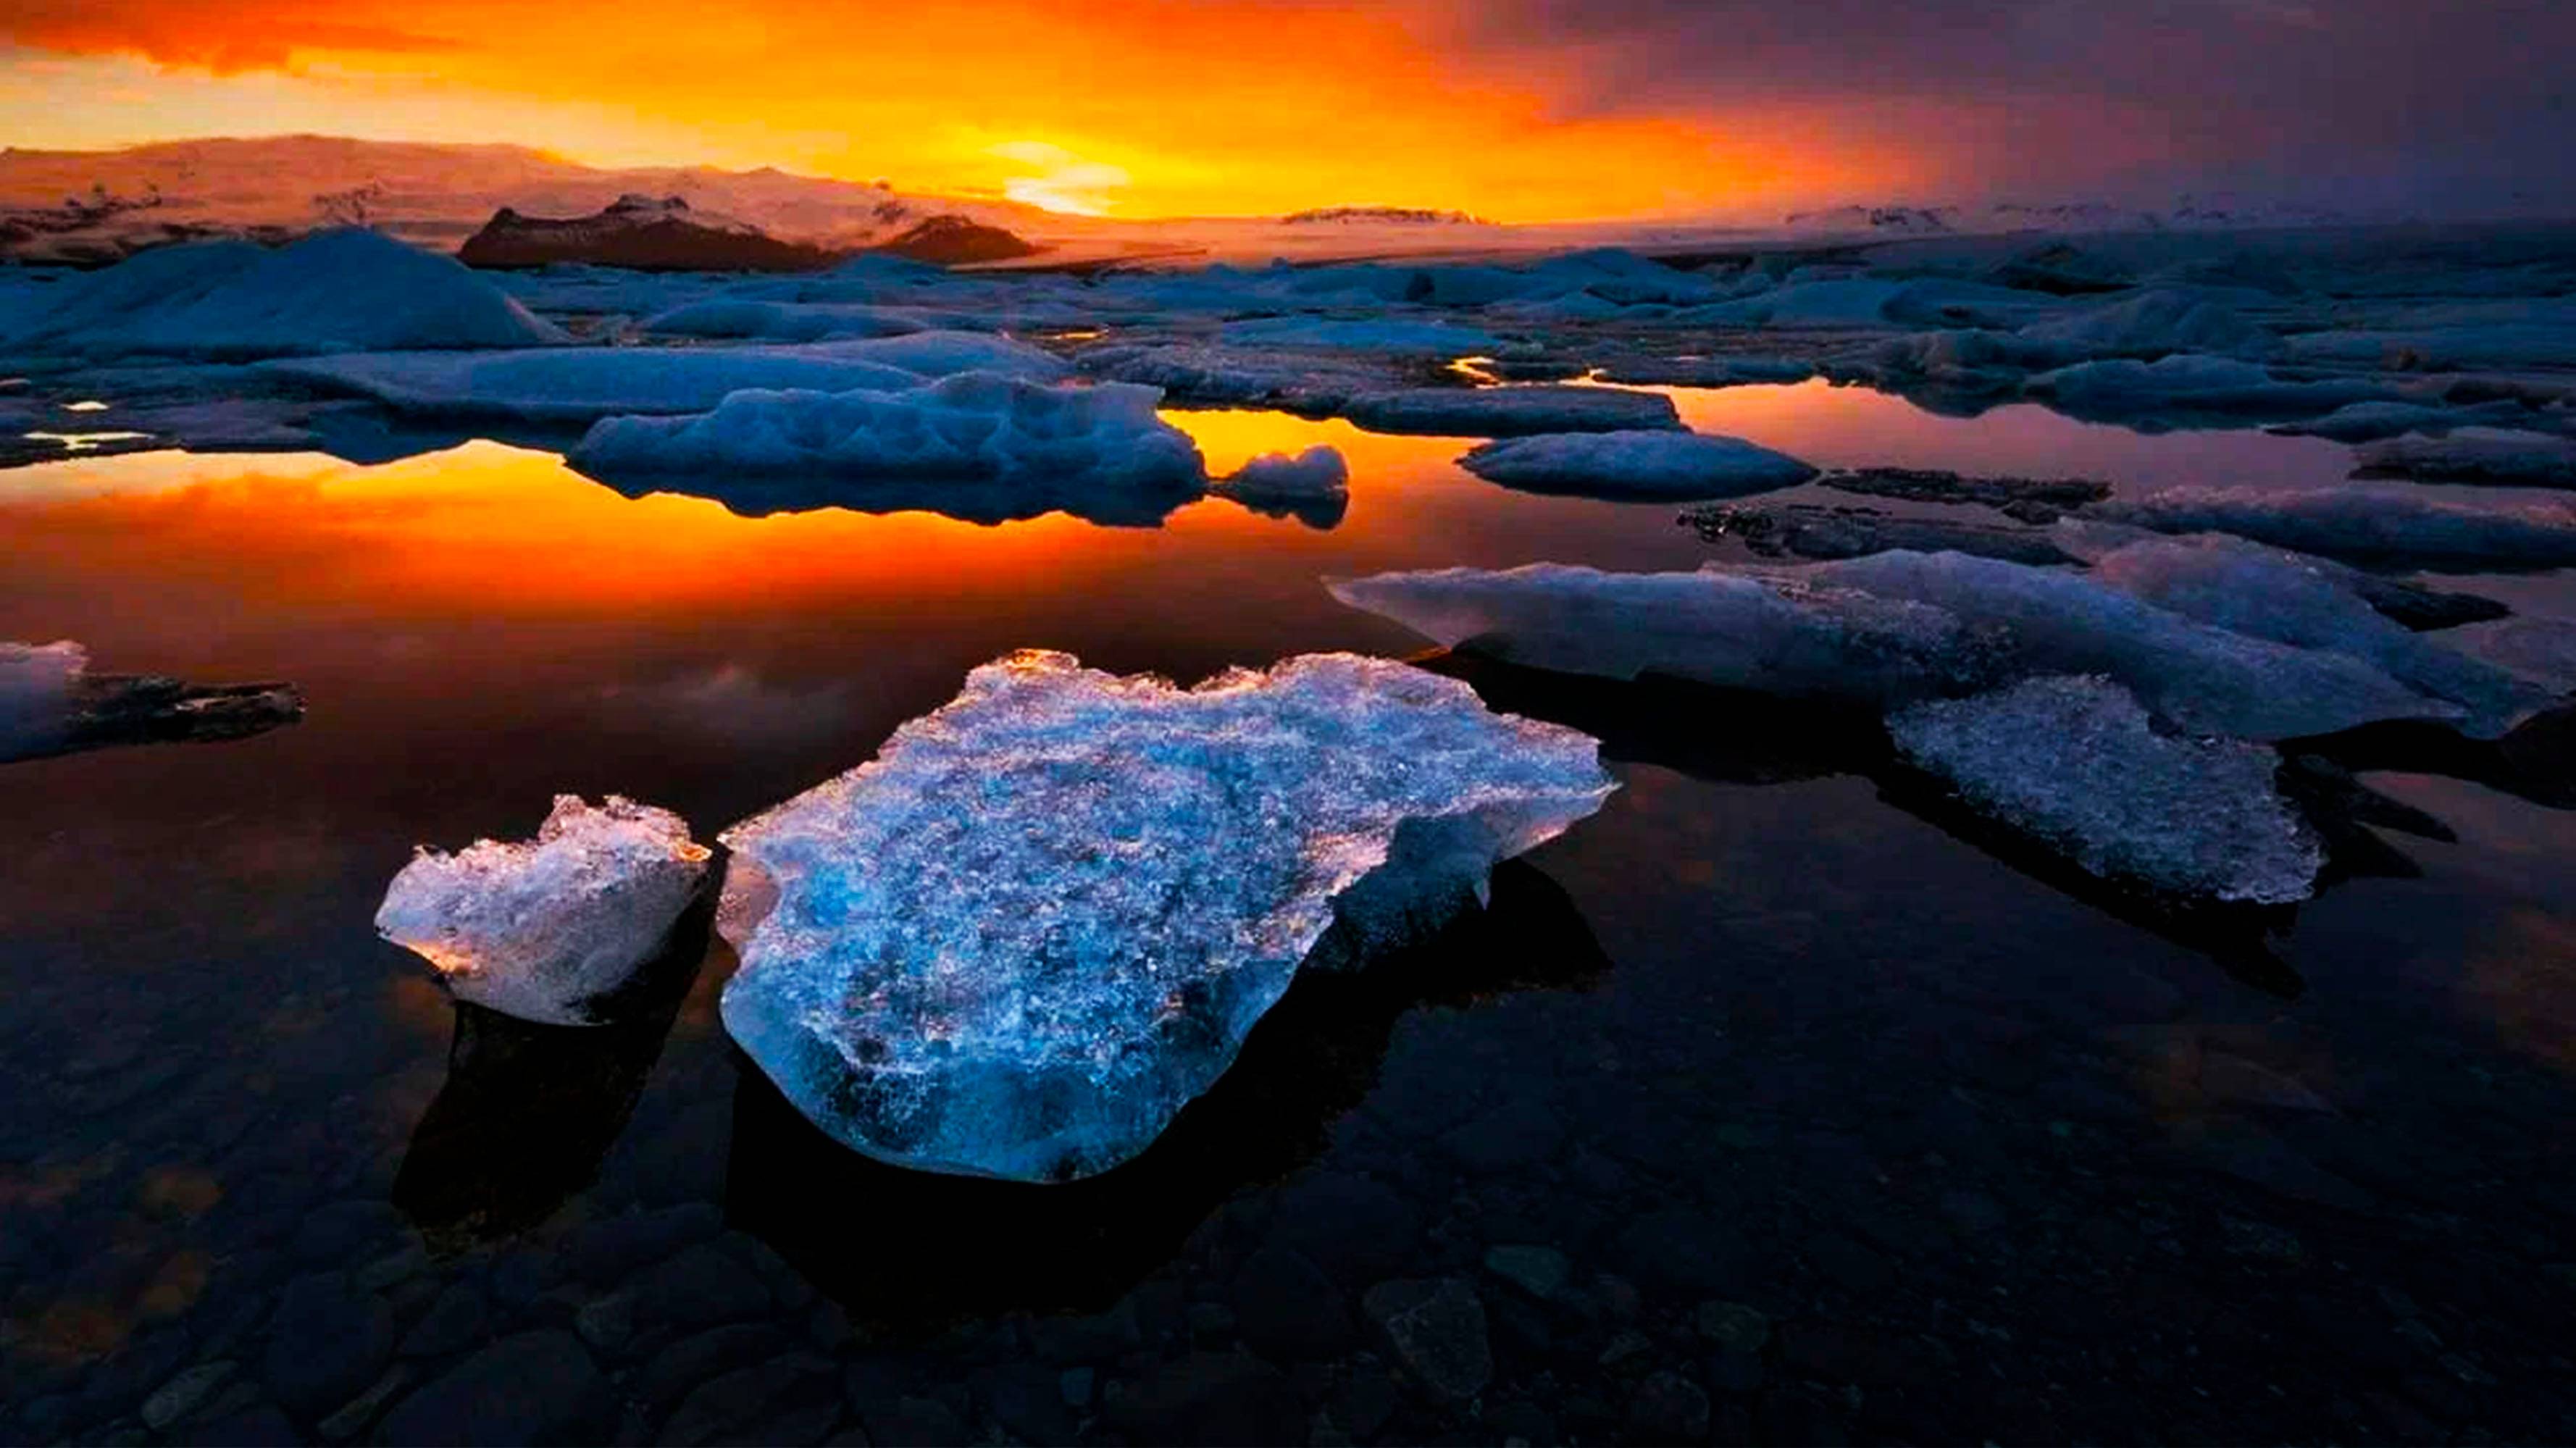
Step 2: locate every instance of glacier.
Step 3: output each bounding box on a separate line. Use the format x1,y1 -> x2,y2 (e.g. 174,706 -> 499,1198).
375,795 -> 716,1027
1889,676 -> 2323,905
714,650 -> 1615,1181
1458,430 -> 1818,500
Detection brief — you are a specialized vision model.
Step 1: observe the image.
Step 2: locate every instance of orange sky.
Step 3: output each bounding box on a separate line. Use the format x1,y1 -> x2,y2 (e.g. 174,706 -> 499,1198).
0,0 -> 1900,220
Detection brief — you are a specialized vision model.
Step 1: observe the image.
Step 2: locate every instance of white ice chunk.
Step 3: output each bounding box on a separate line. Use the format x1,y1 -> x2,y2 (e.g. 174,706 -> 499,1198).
2014,289 -> 2275,359
2023,356 -> 2388,419
1329,564 -> 1999,706
4,230 -> 566,359
716,650 -> 1615,1181
1458,430 -> 1818,500
1339,385 -> 1681,437
1889,676 -> 2322,904
1211,445 -> 1349,503
644,298 -> 932,343
2090,535 -> 2546,735
2088,485 -> 2576,570
1809,550 -> 2456,740
262,347 -> 926,424
817,330 -> 1071,382
571,372 -> 1203,507
375,795 -> 714,1027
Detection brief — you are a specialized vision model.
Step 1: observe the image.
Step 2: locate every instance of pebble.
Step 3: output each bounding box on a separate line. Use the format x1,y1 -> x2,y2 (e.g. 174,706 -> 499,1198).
1362,1277 -> 1493,1401
140,1361 -> 235,1431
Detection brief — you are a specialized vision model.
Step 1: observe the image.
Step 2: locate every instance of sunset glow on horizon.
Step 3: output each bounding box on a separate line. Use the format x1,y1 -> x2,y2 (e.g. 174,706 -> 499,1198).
7,0 -> 2567,222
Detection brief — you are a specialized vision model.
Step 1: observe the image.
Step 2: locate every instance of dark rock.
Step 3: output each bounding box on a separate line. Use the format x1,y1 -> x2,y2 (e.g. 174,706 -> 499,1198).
262,1273 -> 396,1418
398,1283 -> 488,1359
661,1356 -> 840,1447
459,195 -> 838,272
193,1405 -> 304,1445
1435,1094 -> 1566,1172
869,215 -> 1043,266
1695,1300 -> 1770,1354
630,1244 -> 773,1334
1710,1347 -> 1765,1394
1107,1352 -> 1304,1447
1483,1243 -> 1573,1302
853,1396 -> 969,1447
376,1330 -> 614,1446
563,1205 -> 723,1286
2342,574 -> 2512,631
1361,1277 -> 1493,1402
1812,466 -> 2112,521
290,1201 -> 412,1268
1802,1231 -> 1894,1295
974,1360 -> 1076,1444
1605,1210 -> 1752,1299
1230,1247 -> 1355,1360
1024,1300 -> 1142,1364
1685,501 -> 2081,566
1628,1370 -> 1713,1441
633,1324 -> 795,1409
1268,1173 -> 1422,1284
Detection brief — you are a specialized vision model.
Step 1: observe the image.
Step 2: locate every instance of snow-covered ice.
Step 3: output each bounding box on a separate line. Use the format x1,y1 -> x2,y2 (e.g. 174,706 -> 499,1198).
1889,676 -> 2322,904
1458,430 -> 1818,500
2,230 -> 566,360
714,649 -> 1615,1181
2088,485 -> 2576,571
644,298 -> 933,343
1211,445 -> 1349,506
2353,431 -> 2576,489
570,372 -> 1206,525
375,795 -> 716,1027
2023,356 -> 2388,422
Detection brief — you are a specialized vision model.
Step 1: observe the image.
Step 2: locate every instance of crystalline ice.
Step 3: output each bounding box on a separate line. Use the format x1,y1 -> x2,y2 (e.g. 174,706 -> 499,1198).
569,372 -> 1207,522
1809,550 -> 2456,739
0,640 -> 85,758
1458,430 -> 1818,500
3,230 -> 566,360
375,795 -> 714,1027
2089,535 -> 2546,735
716,650 -> 1615,1181
1329,564 -> 2001,707
2087,485 -> 2576,571
1338,385 -> 1681,438
1211,445 -> 1350,503
1889,676 -> 2323,904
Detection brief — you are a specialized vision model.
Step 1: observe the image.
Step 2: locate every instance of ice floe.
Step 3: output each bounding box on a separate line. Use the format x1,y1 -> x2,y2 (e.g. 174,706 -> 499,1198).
1889,676 -> 2322,904
375,795 -> 716,1027
714,649 -> 1615,1181
1216,317 -> 1500,355
2023,356 -> 2388,422
1458,430 -> 1818,500
2352,431 -> 2576,490
1686,503 -> 2080,566
1209,445 -> 1350,526
262,347 -> 927,424
3,230 -> 566,360
1,640 -> 304,764
1329,564 -> 2001,707
2088,485 -> 2576,571
569,372 -> 1206,525
0,640 -> 83,758
1339,385 -> 1681,438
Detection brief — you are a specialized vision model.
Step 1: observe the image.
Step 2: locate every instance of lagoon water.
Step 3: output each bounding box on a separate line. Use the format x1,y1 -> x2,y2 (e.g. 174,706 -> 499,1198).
4,383 -> 2572,1443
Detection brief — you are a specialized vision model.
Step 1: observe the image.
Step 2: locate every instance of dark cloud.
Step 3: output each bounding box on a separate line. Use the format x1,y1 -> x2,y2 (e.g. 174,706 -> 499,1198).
1426,0 -> 2576,210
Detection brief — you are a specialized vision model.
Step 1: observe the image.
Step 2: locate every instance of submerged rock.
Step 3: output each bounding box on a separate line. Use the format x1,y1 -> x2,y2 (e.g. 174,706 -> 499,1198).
1460,429 -> 1817,500
716,650 -> 1613,1181
376,796 -> 716,1027
1684,502 -> 2081,566
1889,676 -> 2323,904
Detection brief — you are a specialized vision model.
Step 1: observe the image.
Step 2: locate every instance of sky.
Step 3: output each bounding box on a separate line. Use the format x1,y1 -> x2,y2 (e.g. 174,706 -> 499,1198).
1,0 -> 2568,221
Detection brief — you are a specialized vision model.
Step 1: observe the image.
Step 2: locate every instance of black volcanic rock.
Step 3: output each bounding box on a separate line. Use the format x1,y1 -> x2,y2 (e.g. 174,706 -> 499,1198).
457,193 -> 837,272
869,214 -> 1043,265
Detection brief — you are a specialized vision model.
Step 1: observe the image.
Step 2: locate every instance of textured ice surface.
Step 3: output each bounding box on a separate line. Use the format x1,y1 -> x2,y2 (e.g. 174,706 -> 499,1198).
1074,343 -> 1391,411
818,330 -> 1071,382
1339,386 -> 1682,437
2088,485 -> 2576,570
1330,564 -> 1999,706
2354,432 -> 2576,489
1810,551 -> 2456,740
2015,289 -> 2275,359
0,640 -> 85,757
716,650 -> 1615,1181
2272,400 -> 2519,443
375,795 -> 714,1027
644,298 -> 932,343
2023,356 -> 2388,419
1216,317 -> 1500,355
2091,535 -> 2544,735
3,230 -> 566,359
571,372 -> 1205,510
1212,445 -> 1349,503
1890,676 -> 2322,904
1459,430 -> 1818,500
262,348 -> 926,423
